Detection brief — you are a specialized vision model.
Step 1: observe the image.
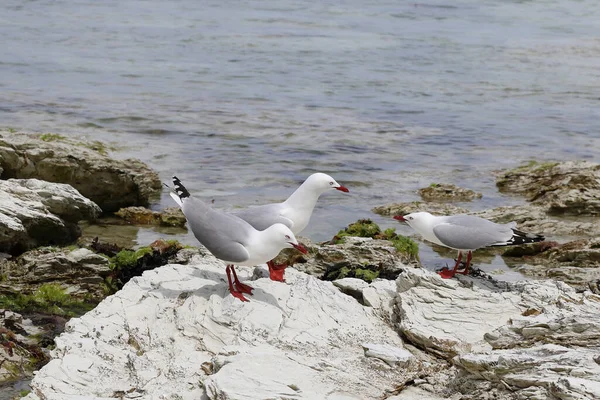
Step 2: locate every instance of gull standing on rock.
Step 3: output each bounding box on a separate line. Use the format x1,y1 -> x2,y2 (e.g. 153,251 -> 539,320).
233,172 -> 349,281
168,176 -> 308,302
394,212 -> 544,279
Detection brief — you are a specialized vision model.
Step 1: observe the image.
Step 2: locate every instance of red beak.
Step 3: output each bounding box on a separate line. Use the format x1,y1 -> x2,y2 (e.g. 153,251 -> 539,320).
336,185 -> 349,193
290,243 -> 308,254
393,215 -> 406,222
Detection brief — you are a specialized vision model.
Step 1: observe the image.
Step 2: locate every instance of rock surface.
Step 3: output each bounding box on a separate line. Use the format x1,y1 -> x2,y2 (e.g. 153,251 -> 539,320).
115,206 -> 186,227
372,201 -> 469,217
496,160 -> 600,215
394,267 -> 600,400
418,183 -> 482,202
292,236 -> 418,280
25,254 -> 416,400
474,204 -> 600,237
0,310 -> 49,386
513,238 -> 600,291
23,258 -> 600,400
0,247 -> 110,301
0,179 -> 101,254
0,131 -> 162,212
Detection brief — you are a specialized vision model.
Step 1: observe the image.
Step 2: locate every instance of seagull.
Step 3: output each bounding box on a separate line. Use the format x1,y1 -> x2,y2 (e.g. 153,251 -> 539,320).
168,176 -> 308,302
394,212 -> 544,279
233,172 -> 349,281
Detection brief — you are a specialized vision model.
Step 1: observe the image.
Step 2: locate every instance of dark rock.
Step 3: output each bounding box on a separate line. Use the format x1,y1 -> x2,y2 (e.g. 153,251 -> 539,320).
418,183 -> 482,202
514,238 -> 600,290
115,206 -> 186,227
496,160 -> 600,215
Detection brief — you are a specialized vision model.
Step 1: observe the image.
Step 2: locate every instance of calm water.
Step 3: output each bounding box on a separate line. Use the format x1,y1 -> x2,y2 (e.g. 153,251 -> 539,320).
2,0 -> 600,273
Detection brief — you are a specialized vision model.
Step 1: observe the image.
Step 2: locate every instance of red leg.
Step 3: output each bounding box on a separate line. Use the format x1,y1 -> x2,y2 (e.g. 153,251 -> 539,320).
226,265 -> 249,302
438,251 -> 462,279
457,251 -> 472,275
230,265 -> 254,295
267,260 -> 287,282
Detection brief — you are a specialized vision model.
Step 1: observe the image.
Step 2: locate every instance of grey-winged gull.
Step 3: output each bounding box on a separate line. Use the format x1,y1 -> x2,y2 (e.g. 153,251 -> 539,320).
233,172 -> 349,281
169,176 -> 308,301
394,212 -> 544,278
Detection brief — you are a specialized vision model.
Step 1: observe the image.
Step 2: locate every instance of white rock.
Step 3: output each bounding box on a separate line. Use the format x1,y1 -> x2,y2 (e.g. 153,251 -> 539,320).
0,179 -> 100,253
395,268 -> 523,358
27,255 -> 416,399
362,343 -> 414,367
333,277 -> 369,293
362,278 -> 396,319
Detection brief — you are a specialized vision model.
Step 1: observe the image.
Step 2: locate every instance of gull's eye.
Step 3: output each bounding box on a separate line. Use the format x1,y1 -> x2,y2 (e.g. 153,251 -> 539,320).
285,235 -> 290,240
329,182 -> 334,185
409,217 -> 413,220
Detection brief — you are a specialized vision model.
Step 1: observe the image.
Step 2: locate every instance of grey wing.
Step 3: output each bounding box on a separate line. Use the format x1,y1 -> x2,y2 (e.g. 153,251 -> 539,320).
182,198 -> 251,263
233,203 -> 293,231
433,215 -> 514,250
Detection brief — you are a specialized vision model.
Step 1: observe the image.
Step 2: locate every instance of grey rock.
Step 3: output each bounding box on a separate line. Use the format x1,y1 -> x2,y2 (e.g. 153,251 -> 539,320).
513,238 -> 600,291
0,130 -> 162,212
496,160 -> 600,215
0,179 -> 101,254
473,204 -> 600,237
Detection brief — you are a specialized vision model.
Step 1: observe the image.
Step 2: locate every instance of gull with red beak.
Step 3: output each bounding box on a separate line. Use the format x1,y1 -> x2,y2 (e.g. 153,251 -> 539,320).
234,172 -> 349,281
394,212 -> 544,279
168,176 -> 308,302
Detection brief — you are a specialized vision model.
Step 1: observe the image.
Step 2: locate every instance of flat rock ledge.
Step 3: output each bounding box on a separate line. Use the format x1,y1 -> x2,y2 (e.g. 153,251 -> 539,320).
24,256 -> 600,400
0,130 -> 162,212
0,179 -> 101,254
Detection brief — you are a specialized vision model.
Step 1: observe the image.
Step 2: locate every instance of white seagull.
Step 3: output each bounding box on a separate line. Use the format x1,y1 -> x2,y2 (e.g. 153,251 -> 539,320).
169,176 -> 308,302
394,212 -> 544,278
233,172 -> 349,281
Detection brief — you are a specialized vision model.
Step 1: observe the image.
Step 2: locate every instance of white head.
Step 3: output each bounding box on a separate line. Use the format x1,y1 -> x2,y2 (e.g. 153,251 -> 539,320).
394,212 -> 435,232
303,173 -> 349,194
265,223 -> 308,254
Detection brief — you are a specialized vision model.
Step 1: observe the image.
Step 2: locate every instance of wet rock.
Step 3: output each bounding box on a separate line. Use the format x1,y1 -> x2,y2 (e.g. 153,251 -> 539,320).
0,310 -> 50,386
513,238 -> 600,290
496,160 -> 600,215
115,206 -> 186,227
418,183 -> 482,202
474,204 -> 600,237
106,239 -> 186,291
0,179 -> 101,254
294,236 -> 417,281
26,256 -> 416,400
0,130 -> 162,212
372,201 -> 468,217
0,247 -> 110,301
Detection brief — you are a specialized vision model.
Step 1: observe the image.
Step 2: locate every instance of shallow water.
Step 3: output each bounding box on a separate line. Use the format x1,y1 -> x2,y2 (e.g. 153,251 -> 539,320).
2,0 -> 600,276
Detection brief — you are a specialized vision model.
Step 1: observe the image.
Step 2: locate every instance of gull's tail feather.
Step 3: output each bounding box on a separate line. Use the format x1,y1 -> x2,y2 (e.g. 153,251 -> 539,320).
169,176 -> 190,207
492,229 -> 545,247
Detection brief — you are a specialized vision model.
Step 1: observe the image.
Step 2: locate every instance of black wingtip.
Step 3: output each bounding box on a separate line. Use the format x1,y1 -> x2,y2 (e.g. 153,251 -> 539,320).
507,229 -> 545,245
172,175 -> 191,199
